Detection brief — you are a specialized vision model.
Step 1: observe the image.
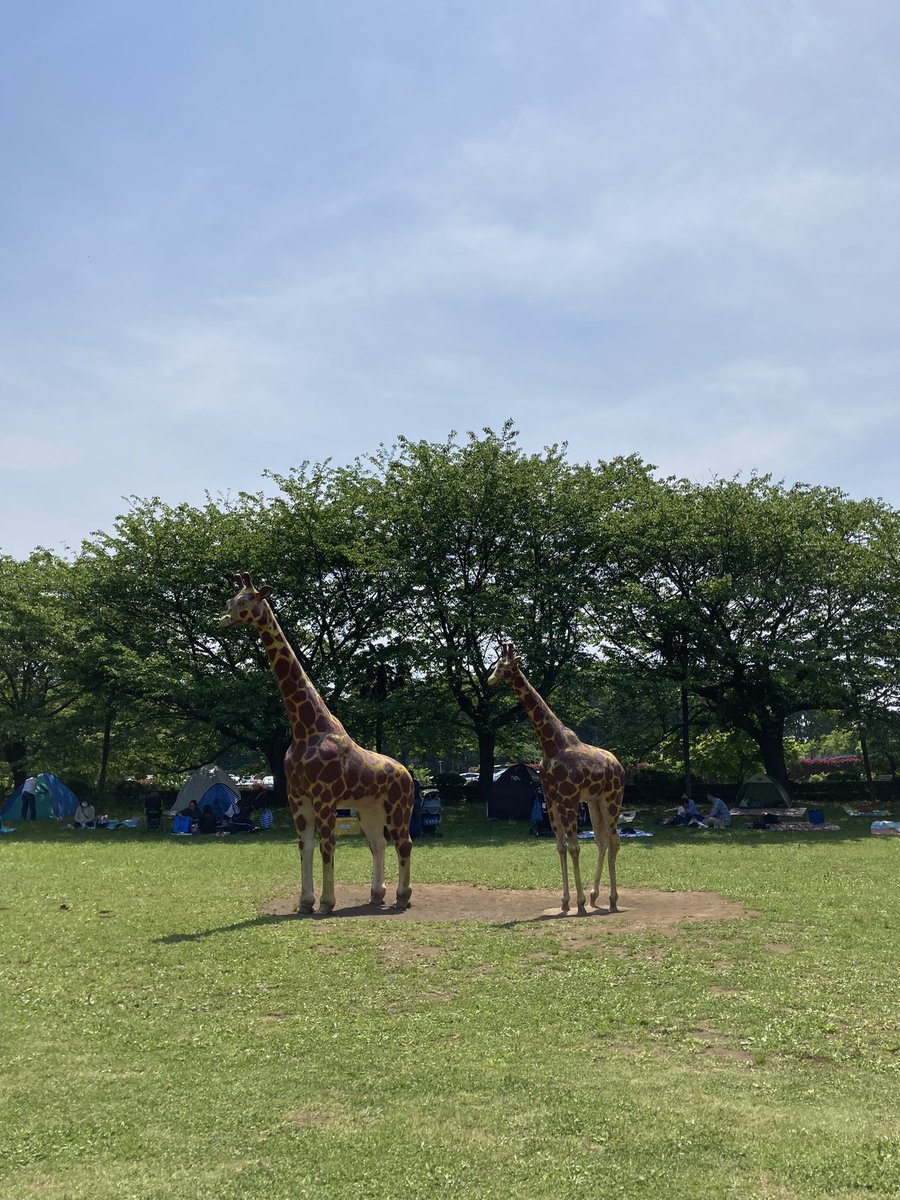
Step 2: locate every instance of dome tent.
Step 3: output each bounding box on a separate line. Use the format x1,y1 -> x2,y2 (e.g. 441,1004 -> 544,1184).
170,765 -> 240,820
1,773 -> 80,821
734,773 -> 792,809
487,763 -> 540,820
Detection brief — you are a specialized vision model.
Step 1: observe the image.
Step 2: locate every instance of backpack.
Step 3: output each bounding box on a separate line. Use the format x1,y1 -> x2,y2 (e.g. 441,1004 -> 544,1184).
259,808 -> 274,830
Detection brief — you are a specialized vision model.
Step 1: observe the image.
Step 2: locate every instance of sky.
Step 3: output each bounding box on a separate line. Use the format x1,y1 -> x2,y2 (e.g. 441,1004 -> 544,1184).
2,0 -> 899,558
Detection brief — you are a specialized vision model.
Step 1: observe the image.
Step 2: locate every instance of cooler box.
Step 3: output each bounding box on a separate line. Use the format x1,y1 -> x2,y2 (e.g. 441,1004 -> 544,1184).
335,809 -> 361,836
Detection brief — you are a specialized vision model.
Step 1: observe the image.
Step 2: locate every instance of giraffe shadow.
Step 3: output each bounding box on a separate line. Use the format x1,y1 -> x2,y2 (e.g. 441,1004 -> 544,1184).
155,901 -> 409,943
493,905 -> 619,931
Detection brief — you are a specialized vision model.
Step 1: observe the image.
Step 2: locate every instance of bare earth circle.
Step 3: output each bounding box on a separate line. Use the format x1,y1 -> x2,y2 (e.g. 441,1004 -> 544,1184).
260,883 -> 750,931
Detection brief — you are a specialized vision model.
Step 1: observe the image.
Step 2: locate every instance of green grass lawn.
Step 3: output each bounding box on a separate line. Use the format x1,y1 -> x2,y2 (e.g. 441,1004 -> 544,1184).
2,807 -> 898,1200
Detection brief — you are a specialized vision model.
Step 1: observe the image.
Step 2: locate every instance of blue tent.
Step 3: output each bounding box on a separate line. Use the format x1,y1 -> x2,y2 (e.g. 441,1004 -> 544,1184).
1,773 -> 80,820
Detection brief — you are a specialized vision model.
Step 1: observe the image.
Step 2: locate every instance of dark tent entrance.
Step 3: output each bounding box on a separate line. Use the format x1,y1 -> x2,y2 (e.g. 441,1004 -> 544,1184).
734,773 -> 793,809
487,764 -> 540,820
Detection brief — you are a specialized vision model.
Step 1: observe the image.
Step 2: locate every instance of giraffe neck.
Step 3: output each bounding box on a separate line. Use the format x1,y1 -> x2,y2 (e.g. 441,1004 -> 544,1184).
255,608 -> 343,744
507,668 -> 575,757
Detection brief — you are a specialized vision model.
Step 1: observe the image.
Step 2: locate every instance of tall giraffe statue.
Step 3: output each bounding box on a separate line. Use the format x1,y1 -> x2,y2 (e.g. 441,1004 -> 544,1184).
488,642 -> 623,913
220,573 -> 413,914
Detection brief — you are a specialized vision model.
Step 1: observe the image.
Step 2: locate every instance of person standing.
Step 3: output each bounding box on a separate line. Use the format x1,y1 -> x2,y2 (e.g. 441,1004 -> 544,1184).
21,775 -> 38,821
409,778 -> 423,841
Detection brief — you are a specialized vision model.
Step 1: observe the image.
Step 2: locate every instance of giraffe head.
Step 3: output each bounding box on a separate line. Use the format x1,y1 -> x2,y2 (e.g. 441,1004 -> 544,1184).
220,572 -> 274,629
488,641 -> 521,688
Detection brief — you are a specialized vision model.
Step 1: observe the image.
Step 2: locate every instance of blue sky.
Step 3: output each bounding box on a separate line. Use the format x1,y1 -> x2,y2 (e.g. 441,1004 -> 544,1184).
3,1 -> 899,557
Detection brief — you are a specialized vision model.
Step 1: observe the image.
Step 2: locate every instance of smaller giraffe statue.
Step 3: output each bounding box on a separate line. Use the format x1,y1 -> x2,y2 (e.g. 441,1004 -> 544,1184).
488,642 -> 624,912
221,574 -> 413,914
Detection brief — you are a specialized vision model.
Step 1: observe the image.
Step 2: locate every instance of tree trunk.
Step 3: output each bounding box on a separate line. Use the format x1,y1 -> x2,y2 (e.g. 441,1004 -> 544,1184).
96,705 -> 115,803
477,727 -> 496,805
680,682 -> 692,799
859,729 -> 874,800
2,741 -> 29,789
755,719 -> 789,786
263,740 -> 290,805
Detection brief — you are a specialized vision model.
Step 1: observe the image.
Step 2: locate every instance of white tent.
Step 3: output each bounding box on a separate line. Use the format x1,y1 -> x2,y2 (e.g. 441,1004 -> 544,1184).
170,765 -> 240,819
734,773 -> 792,809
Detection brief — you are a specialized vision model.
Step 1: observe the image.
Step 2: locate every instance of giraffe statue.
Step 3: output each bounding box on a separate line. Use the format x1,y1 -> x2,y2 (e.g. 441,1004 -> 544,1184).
220,573 -> 413,914
488,642 -> 624,913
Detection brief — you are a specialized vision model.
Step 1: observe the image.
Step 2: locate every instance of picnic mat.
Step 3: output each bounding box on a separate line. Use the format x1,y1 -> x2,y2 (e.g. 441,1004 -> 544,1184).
844,806 -> 889,817
731,807 -> 807,818
578,827 -> 653,840
871,820 -> 900,836
763,821 -> 841,831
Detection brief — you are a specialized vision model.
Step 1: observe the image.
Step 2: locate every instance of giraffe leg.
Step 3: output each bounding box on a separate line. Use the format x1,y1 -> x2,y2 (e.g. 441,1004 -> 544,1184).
394,836 -> 413,909
297,835 -> 316,913
607,816 -> 621,913
356,805 -> 388,905
314,806 -> 337,914
568,829 -> 586,911
388,778 -> 414,909
556,836 -> 571,912
289,793 -> 316,913
588,802 -> 607,909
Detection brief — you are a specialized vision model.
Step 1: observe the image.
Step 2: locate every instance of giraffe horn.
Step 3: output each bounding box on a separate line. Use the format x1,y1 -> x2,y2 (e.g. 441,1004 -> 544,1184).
231,573 -> 244,587
240,572 -> 253,588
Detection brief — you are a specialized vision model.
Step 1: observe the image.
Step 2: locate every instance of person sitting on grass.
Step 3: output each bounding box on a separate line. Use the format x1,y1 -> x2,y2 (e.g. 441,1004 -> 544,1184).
705,792 -> 732,829
229,796 -> 257,834
197,803 -> 218,835
667,793 -> 702,826
186,799 -> 201,829
73,800 -> 97,828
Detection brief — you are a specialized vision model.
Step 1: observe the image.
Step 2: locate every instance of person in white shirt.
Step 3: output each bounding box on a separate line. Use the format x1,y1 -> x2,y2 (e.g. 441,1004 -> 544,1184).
21,775 -> 39,821
73,801 -> 97,828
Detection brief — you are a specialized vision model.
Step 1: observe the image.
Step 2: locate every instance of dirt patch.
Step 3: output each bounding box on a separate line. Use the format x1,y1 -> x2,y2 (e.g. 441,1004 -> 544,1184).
260,883 -> 751,932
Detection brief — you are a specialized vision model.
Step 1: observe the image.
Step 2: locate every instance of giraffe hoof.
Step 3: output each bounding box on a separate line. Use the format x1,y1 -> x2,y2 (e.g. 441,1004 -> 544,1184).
609,900 -> 619,913
560,901 -> 570,914
369,893 -> 386,907
317,902 -> 335,916
577,900 -> 587,914
394,890 -> 412,910
589,890 -> 599,907
297,900 -> 315,915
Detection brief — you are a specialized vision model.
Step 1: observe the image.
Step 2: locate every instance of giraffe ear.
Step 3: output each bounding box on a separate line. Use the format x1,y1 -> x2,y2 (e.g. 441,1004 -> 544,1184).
257,585 -> 273,601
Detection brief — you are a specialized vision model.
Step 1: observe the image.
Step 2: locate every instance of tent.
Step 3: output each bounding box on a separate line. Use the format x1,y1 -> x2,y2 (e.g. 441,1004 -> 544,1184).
487,763 -> 541,820
734,773 -> 792,809
1,773 -> 80,821
171,765 -> 240,820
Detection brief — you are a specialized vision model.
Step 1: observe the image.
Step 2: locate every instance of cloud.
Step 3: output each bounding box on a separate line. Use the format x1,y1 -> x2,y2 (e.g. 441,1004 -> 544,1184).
2,0 -> 900,556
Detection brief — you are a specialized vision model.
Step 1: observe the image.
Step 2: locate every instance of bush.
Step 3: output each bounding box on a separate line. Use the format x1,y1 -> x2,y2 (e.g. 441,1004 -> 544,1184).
432,772 -> 467,806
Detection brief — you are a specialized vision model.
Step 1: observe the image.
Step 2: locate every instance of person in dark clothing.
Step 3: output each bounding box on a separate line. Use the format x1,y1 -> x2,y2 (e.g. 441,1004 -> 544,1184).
409,779 -> 424,841
230,795 -> 257,833
197,803 -> 217,834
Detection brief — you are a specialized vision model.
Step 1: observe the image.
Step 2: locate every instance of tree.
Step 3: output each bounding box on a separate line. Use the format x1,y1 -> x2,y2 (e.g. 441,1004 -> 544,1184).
78,464 -> 405,796
373,424 -> 642,795
0,552 -> 86,788
591,474 -> 895,785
